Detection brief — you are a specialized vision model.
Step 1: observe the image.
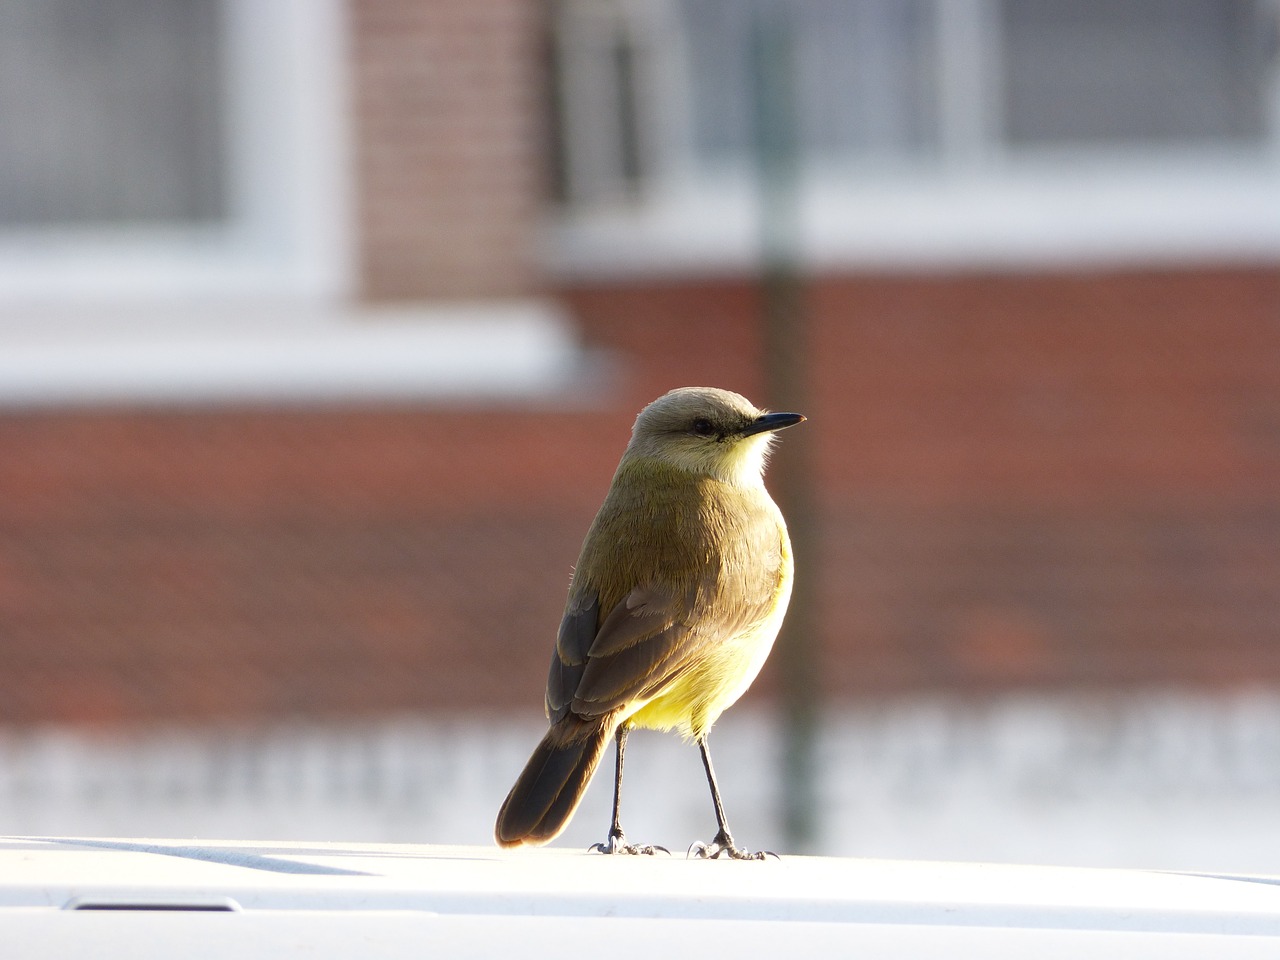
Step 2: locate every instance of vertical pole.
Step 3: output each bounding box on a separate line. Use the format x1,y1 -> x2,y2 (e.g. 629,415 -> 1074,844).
750,4 -> 819,852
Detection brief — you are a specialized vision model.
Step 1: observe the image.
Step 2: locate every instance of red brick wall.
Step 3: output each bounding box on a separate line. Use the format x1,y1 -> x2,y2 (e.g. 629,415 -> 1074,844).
1,267 -> 1278,725
568,267 -> 1280,694
0,407 -> 625,725
349,0 -> 549,299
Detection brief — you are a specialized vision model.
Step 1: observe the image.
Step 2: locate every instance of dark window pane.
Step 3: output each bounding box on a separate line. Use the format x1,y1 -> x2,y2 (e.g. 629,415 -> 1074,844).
0,0 -> 226,227
679,0 -> 939,168
795,0 -> 939,161
1000,0 -> 1271,146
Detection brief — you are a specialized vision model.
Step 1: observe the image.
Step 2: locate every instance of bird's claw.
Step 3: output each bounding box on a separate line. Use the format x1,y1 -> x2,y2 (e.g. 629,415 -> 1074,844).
687,832 -> 777,861
590,833 -> 669,856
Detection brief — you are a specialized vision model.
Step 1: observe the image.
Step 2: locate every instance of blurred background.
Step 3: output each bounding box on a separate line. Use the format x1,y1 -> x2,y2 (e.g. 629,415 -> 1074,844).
2,0 -> 1280,871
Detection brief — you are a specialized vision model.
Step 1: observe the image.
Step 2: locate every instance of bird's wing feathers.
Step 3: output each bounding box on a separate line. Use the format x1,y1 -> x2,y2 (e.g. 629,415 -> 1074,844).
547,582 -> 696,722
546,591 -> 598,721
571,581 -> 700,717
588,581 -> 684,658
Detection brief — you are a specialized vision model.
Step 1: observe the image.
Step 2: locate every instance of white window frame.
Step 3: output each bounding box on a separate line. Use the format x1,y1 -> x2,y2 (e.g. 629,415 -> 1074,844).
0,0 -> 353,307
547,0 -> 1280,277
0,0 -> 590,408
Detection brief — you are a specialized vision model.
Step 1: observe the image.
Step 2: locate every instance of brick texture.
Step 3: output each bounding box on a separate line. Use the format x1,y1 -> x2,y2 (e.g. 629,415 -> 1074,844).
1,267 -> 1279,724
349,0 -> 549,299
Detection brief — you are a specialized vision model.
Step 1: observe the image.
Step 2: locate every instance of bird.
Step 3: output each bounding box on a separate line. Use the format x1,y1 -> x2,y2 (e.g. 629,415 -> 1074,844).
494,386 -> 804,859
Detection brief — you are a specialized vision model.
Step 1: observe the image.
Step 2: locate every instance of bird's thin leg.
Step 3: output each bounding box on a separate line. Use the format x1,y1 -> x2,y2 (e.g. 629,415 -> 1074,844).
590,723 -> 666,855
688,734 -> 774,860
606,723 -> 629,843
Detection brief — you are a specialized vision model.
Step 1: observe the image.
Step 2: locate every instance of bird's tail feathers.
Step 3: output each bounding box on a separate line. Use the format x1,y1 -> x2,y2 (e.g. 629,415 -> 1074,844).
494,715 -> 617,848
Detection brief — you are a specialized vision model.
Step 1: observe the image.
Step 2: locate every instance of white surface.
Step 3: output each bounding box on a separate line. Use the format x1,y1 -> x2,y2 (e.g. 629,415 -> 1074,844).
548,160 -> 1280,277
3,838 -> 1280,958
0,300 -> 598,406
9,915 -> 1280,960
1,837 -> 1278,927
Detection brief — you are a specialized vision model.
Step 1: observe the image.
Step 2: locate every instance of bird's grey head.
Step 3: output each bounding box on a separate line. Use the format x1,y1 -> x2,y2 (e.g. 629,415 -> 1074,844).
623,386 -> 804,485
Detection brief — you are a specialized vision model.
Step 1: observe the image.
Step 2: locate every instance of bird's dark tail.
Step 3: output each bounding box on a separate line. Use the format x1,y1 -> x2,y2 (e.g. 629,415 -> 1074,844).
495,715 -> 616,848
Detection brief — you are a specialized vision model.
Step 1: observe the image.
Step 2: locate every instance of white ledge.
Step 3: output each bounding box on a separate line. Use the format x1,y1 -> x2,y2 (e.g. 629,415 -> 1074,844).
3,838 -> 1280,959
0,299 -> 598,408
547,158 -> 1280,278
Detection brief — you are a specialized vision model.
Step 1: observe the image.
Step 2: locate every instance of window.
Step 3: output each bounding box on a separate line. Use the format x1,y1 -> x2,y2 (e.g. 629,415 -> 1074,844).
1001,0 -> 1271,149
0,0 -> 226,228
549,0 -> 1280,272
0,0 -> 585,408
0,0 -> 349,304
680,0 -> 941,171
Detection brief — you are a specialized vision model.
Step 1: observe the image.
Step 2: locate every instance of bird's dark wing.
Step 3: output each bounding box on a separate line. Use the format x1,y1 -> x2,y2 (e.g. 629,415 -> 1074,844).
549,585 -> 686,722
546,591 -> 598,722
572,580 -> 699,717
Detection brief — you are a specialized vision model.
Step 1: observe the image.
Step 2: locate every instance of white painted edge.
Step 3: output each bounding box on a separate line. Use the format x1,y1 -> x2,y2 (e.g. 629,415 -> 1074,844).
546,157 -> 1280,278
0,299 -> 599,408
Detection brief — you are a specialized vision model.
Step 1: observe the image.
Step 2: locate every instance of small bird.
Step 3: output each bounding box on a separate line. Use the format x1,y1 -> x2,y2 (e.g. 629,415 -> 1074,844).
494,386 -> 804,859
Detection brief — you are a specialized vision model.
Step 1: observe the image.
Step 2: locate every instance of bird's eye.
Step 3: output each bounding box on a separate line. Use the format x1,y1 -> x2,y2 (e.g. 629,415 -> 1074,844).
690,418 -> 716,437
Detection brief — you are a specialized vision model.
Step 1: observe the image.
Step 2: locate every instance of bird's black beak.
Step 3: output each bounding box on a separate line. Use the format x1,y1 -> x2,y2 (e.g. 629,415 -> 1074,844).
741,411 -> 806,437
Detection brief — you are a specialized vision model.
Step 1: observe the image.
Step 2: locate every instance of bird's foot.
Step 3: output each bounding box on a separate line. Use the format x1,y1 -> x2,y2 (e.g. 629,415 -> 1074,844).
687,830 -> 778,861
590,831 -> 669,856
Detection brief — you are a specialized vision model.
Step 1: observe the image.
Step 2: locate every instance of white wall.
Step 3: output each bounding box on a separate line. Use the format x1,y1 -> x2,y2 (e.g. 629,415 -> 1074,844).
4,690 -> 1280,874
